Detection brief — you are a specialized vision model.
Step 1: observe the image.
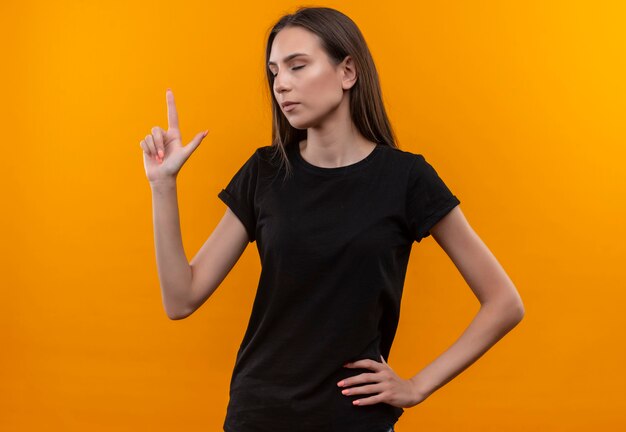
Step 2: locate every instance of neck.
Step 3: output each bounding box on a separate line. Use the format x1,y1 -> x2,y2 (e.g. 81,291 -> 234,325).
300,101 -> 376,168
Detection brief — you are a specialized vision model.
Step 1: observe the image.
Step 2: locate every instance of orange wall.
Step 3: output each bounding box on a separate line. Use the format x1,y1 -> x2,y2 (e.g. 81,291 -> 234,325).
2,0 -> 625,430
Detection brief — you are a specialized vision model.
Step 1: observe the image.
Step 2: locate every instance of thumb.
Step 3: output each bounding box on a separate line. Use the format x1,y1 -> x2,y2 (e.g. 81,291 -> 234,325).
183,129 -> 209,158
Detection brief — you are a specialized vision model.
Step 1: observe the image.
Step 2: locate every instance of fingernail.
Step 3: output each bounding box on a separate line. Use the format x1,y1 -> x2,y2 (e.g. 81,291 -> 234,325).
203,129 -> 209,137
158,150 -> 164,158
337,381 -> 344,387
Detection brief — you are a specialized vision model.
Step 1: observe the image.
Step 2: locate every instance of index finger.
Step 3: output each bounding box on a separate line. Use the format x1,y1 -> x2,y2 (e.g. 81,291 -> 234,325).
344,359 -> 383,370
166,88 -> 179,131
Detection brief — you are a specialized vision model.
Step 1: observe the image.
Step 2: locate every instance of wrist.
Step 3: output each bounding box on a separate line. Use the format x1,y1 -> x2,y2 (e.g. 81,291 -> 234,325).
150,177 -> 177,190
410,374 -> 434,403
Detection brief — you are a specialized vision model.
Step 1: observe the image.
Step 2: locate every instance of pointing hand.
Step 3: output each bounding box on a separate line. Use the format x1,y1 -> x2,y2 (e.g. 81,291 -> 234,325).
140,89 -> 209,184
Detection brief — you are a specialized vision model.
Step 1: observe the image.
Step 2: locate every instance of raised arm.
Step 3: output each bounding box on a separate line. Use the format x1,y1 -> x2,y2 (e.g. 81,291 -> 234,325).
140,89 -> 249,319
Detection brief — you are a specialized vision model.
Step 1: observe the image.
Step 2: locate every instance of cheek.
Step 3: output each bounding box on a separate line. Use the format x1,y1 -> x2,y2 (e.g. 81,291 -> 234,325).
304,68 -> 343,108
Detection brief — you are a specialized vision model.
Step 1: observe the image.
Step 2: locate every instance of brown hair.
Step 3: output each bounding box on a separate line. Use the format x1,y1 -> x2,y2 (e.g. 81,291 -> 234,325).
263,6 -> 400,179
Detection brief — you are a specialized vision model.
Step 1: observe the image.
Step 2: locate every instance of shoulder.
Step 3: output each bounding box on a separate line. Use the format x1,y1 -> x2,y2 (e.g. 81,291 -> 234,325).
243,145 -> 286,185
380,146 -> 457,195
233,145 -> 278,170
252,145 -> 283,165
378,144 -> 428,177
380,144 -> 424,161
254,145 -> 273,156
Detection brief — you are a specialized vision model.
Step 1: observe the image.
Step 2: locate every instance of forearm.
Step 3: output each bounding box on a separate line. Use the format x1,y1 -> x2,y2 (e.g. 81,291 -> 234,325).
410,297 -> 524,400
150,179 -> 193,319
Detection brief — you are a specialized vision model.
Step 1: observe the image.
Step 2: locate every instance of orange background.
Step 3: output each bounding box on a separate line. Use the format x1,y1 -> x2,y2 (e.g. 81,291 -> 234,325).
2,0 -> 625,430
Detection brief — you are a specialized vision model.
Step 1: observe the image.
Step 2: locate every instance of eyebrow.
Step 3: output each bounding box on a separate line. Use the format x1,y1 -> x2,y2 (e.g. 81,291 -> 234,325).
267,53 -> 310,67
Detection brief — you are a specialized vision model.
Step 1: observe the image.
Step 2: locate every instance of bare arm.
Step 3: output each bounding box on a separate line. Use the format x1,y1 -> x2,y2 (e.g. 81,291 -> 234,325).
409,205 -> 525,400
150,178 -> 192,320
151,177 -> 249,320
186,207 -> 250,317
141,89 -> 250,320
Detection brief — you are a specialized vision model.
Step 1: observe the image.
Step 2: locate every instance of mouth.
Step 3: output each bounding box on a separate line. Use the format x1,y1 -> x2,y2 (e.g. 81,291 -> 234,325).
283,103 -> 299,112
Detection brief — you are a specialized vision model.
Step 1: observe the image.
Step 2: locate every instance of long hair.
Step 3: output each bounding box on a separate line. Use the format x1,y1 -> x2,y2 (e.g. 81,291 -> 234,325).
263,6 -> 399,179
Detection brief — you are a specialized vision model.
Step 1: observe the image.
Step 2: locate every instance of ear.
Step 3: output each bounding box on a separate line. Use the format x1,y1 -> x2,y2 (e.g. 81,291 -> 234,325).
340,55 -> 358,90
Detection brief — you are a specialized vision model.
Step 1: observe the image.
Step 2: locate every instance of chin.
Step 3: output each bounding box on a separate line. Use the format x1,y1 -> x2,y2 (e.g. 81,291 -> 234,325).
289,122 -> 309,130
287,117 -> 313,130
288,112 -> 326,130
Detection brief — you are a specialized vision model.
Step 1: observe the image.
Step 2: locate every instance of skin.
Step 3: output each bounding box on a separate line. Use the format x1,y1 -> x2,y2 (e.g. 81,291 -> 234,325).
269,27 -> 525,408
141,25 -> 525,410
339,206 -> 525,408
139,90 -> 213,320
268,25 -> 379,167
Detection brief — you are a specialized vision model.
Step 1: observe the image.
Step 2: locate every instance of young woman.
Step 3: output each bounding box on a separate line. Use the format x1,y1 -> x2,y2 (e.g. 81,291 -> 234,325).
140,6 -> 524,432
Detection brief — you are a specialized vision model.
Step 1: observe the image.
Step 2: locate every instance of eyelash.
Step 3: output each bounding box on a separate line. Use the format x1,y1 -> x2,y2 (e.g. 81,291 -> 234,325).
271,65 -> 305,77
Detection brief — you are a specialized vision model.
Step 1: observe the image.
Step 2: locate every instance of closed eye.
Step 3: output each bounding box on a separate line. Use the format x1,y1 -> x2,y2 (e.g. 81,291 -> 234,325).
271,65 -> 305,77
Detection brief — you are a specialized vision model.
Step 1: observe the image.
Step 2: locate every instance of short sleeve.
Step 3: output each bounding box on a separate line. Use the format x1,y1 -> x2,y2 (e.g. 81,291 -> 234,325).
406,154 -> 461,243
217,150 -> 259,243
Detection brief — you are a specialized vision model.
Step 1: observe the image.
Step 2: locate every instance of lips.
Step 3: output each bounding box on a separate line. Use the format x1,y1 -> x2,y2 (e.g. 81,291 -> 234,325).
283,103 -> 299,112
281,101 -> 299,108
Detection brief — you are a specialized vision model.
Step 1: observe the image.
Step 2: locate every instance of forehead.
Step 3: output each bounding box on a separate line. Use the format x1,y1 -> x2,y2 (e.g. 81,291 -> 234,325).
269,26 -> 322,65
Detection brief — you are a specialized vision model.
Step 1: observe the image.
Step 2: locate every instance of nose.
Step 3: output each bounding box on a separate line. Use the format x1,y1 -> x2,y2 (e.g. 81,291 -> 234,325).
273,71 -> 290,94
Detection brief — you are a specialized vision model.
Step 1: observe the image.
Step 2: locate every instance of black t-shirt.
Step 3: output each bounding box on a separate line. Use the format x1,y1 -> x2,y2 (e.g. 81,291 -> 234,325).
217,142 -> 460,432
